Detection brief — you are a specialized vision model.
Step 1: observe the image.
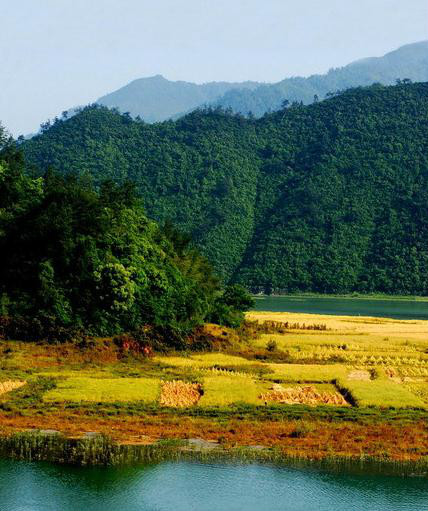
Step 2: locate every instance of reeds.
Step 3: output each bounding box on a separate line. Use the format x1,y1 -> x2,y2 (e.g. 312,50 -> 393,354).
0,432 -> 427,476
0,432 -> 184,466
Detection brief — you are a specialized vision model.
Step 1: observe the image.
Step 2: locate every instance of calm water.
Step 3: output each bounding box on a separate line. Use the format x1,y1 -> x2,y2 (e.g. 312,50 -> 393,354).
0,459 -> 427,511
253,296 -> 428,320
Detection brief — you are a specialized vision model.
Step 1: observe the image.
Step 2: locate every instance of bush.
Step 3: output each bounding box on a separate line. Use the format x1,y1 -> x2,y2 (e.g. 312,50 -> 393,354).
209,284 -> 254,328
0,314 -> 83,343
266,339 -> 277,352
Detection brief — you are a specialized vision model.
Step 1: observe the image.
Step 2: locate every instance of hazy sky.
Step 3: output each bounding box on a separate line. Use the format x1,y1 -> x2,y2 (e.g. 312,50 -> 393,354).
1,0 -> 427,136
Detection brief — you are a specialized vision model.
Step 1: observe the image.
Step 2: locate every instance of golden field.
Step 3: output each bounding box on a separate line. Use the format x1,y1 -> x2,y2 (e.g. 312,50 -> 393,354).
1,311 -> 427,410
1,310 -> 428,463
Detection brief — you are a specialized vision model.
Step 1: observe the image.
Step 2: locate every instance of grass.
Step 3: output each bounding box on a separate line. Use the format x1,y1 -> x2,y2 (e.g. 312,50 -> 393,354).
2,431 -> 428,473
155,353 -> 257,368
199,375 -> 270,407
265,363 -> 348,382
405,383 -> 428,404
43,377 -> 160,403
337,370 -> 428,409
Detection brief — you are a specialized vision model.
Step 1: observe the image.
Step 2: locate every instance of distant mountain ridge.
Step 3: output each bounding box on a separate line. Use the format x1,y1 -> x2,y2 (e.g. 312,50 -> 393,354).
97,75 -> 261,122
96,41 -> 428,120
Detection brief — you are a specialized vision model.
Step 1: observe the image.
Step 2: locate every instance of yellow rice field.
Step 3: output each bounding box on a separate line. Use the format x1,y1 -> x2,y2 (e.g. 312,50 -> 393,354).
2,311 -> 428,410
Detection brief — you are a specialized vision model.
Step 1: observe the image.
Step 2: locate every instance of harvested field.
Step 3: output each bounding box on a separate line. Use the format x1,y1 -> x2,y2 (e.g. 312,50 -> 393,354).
259,384 -> 348,406
160,380 -> 202,407
0,381 -> 26,395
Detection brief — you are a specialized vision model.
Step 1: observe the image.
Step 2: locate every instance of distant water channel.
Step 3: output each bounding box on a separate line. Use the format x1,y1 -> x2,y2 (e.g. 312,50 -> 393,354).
0,459 -> 427,511
253,295 -> 428,320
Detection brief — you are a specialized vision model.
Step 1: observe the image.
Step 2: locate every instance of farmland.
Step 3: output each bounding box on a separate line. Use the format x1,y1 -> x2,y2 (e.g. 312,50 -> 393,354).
0,311 -> 428,463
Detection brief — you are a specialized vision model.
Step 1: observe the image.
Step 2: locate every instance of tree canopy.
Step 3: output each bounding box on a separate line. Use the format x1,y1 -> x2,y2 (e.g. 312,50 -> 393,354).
0,133 -> 252,342
22,82 -> 428,295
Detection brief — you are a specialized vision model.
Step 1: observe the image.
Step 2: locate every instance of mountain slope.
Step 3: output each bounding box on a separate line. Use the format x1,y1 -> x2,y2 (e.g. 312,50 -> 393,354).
22,82 -> 428,294
95,41 -> 428,121
97,75 -> 260,122
214,41 -> 428,115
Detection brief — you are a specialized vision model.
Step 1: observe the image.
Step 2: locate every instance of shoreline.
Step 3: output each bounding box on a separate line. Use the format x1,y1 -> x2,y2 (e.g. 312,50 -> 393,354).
1,431 -> 427,476
252,293 -> 428,302
1,404 -> 427,471
1,311 -> 427,473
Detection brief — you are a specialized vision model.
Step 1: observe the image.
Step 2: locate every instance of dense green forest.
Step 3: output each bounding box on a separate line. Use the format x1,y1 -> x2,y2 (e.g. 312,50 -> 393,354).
0,129 -> 252,342
23,82 -> 428,295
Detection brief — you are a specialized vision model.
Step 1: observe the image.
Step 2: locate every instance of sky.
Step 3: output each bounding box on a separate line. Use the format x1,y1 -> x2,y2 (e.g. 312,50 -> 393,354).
1,0 -> 428,136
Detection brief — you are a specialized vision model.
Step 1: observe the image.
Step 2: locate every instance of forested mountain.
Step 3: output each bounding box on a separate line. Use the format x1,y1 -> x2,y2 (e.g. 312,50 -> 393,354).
97,75 -> 260,122
23,82 -> 428,295
95,41 -> 428,121
214,40 -> 428,116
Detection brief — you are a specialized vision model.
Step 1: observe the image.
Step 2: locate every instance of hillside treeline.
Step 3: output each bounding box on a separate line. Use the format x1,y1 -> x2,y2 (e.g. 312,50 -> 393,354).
0,130 -> 252,342
22,83 -> 428,294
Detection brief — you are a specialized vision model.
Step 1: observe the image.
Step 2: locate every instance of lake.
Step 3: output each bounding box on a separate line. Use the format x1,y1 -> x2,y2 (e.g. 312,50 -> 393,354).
253,295 -> 428,320
0,459 -> 427,511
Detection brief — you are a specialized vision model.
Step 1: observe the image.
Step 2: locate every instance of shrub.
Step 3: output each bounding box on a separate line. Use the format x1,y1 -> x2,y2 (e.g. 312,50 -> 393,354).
266,339 -> 278,352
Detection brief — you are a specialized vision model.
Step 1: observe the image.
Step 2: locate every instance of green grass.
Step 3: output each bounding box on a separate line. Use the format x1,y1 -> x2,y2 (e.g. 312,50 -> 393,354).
43,377 -> 160,403
155,353 -> 257,368
265,363 -> 349,383
199,375 -> 270,407
404,382 -> 428,404
337,375 -> 427,409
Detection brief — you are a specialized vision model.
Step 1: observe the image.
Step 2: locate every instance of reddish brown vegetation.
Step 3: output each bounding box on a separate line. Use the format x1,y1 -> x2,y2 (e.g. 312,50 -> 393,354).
0,412 -> 427,462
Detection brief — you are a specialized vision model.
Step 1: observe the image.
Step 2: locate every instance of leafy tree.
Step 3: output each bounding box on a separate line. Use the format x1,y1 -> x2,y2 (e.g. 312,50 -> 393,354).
209,285 -> 254,328
0,143 -> 252,341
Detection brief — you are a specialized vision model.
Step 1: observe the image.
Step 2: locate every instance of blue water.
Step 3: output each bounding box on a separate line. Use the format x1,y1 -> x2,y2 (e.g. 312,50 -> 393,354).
253,295 -> 428,320
0,459 -> 427,511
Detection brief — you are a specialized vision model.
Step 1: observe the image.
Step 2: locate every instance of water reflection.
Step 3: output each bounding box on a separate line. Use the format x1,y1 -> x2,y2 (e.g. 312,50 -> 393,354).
253,295 -> 428,319
0,460 -> 427,511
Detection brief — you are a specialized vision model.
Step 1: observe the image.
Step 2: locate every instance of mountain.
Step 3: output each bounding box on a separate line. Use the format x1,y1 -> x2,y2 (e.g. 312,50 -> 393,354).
97,75 -> 260,122
22,82 -> 428,295
214,40 -> 428,115
95,41 -> 428,120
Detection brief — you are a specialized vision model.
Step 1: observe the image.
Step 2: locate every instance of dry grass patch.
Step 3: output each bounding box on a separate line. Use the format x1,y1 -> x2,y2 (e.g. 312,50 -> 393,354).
347,370 -> 371,381
0,380 -> 26,394
247,311 -> 428,343
260,384 -> 348,406
160,380 -> 202,407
